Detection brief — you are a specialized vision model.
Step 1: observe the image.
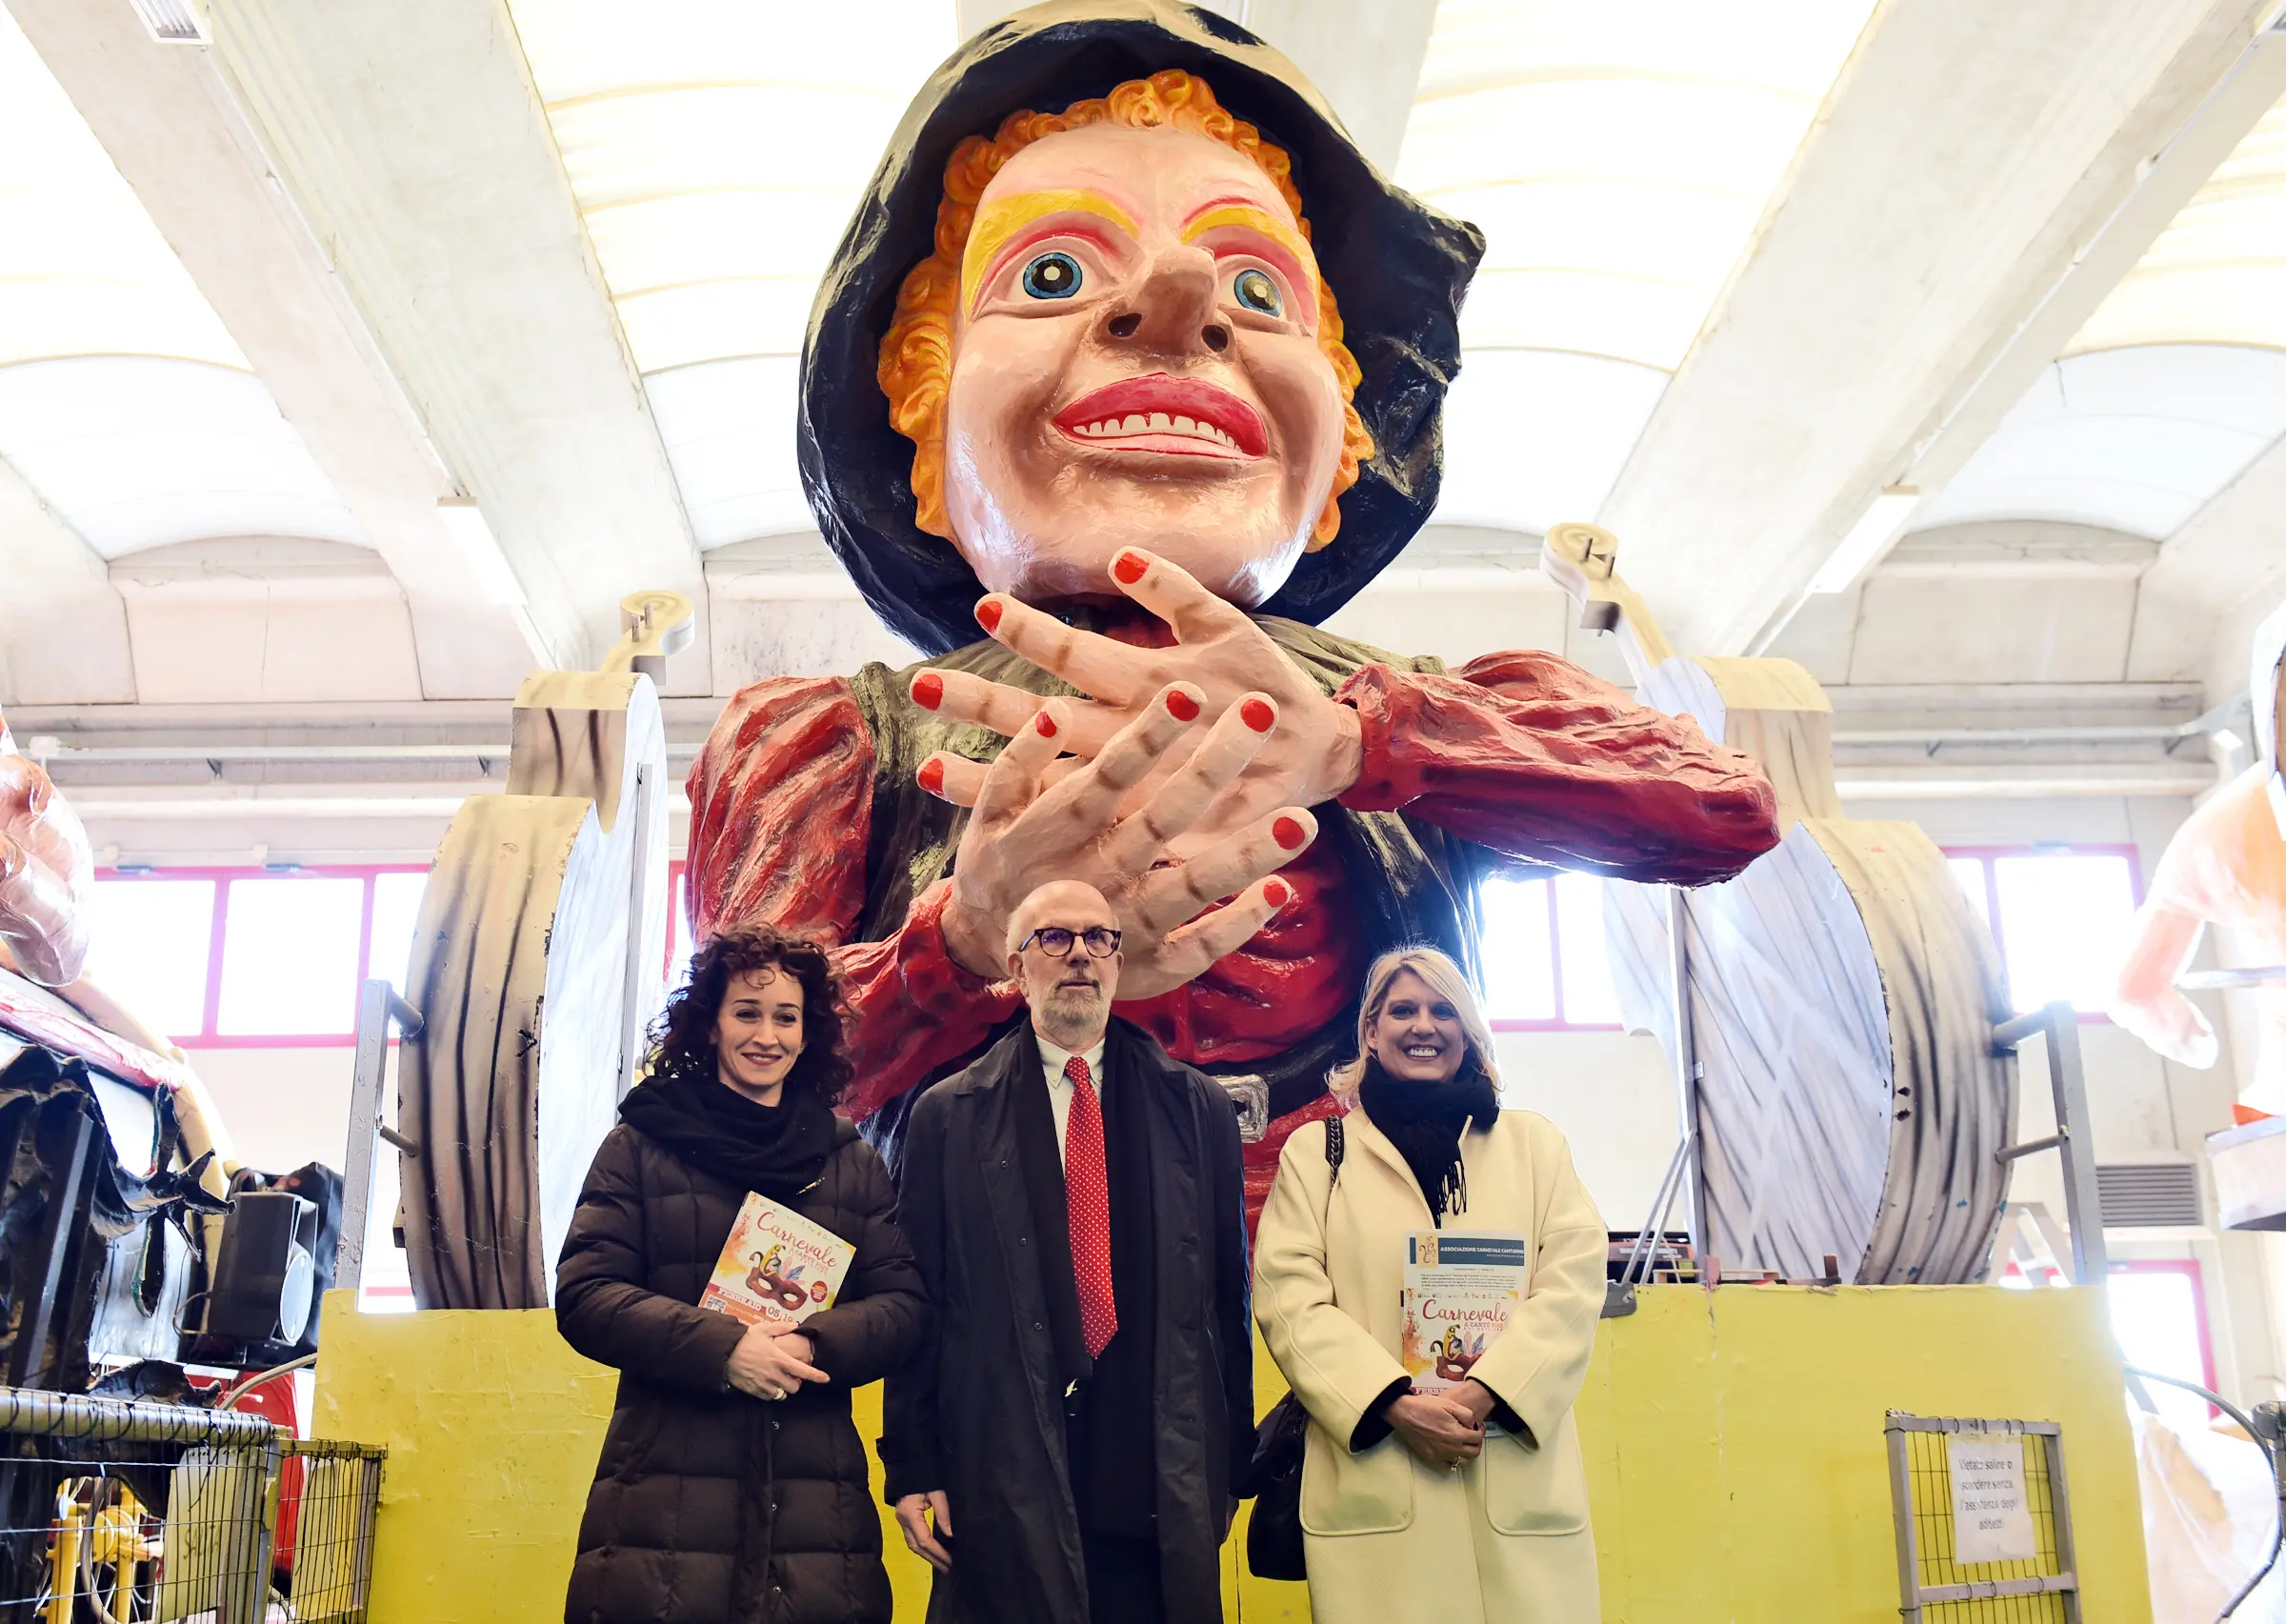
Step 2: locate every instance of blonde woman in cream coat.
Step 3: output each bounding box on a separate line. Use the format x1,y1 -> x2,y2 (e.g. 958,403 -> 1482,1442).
1255,946 -> 1607,1624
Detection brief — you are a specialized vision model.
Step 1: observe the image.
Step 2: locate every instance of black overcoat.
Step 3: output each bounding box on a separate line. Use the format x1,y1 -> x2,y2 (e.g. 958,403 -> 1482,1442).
879,1018 -> 1252,1624
557,1117 -> 928,1624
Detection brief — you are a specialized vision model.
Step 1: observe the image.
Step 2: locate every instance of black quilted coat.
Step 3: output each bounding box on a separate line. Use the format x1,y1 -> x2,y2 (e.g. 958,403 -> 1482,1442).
556,1117 -> 927,1624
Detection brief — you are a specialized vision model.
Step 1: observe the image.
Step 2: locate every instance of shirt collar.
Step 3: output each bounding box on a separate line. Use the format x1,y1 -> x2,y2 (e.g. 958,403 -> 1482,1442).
1036,1031 -> 1107,1087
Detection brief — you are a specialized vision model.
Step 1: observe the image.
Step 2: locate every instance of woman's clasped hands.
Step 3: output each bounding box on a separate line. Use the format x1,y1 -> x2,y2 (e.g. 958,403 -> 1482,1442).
725,1317 -> 827,1403
1386,1377 -> 1496,1472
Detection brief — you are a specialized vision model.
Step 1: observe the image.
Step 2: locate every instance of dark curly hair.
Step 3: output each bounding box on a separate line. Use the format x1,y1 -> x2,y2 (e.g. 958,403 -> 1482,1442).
645,924 -> 854,1108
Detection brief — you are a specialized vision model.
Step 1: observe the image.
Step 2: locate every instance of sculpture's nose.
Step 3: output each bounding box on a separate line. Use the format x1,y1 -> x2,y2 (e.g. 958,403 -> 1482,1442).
1102,246 -> 1224,355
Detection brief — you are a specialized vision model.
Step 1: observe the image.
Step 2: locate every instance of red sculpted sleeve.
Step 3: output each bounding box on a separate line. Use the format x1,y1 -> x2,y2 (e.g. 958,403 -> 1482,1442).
685,678 -> 1018,1120
1334,652 -> 1779,886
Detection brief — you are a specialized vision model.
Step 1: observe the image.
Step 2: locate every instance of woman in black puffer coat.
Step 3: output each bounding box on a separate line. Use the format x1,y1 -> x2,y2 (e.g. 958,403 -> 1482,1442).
557,925 -> 927,1624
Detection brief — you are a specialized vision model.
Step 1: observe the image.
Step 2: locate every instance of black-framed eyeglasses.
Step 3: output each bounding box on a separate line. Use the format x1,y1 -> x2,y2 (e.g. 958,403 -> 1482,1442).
1018,925 -> 1123,958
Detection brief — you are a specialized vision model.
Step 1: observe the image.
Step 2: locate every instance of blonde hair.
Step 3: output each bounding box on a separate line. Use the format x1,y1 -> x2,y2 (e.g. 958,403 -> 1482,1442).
876,68 -> 1373,551
1328,946 -> 1500,1100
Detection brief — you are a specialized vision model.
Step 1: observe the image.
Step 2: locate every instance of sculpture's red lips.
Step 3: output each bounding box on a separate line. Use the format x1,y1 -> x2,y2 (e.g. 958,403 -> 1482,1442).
1052,374 -> 1267,458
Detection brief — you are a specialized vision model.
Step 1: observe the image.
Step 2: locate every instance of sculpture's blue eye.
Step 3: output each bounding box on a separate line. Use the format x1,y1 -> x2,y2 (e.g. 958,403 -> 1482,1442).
1021,251 -> 1082,300
1233,268 -> 1282,315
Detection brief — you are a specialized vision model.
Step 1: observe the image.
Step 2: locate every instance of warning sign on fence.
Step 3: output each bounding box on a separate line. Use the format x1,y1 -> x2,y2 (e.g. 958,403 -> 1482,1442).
1946,1433 -> 2036,1564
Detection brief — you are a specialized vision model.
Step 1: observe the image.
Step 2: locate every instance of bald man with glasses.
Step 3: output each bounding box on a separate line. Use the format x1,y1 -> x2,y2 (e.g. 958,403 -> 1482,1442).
883,878 -> 1253,1624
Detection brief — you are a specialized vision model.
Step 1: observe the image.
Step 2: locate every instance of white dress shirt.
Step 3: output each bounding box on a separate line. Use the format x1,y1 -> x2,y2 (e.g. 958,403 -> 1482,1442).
1034,1032 -> 1107,1169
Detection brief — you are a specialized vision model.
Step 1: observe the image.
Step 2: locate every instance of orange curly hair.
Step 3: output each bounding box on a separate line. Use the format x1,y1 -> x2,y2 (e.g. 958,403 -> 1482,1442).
876,69 -> 1373,553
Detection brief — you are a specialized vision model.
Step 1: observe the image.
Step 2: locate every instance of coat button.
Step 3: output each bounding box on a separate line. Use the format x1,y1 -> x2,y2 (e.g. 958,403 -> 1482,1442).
1033,1321 -> 1043,1332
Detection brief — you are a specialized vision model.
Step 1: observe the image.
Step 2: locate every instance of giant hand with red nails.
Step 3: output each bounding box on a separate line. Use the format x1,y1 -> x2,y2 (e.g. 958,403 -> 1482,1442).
686,3 -> 1781,1211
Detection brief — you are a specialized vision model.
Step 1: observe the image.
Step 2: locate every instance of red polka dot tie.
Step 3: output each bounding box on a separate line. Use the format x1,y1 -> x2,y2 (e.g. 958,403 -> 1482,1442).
1063,1055 -> 1117,1358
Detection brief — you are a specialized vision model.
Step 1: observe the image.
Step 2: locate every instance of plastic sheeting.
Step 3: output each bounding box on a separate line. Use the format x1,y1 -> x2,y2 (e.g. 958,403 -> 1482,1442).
2136,1405 -> 2286,1623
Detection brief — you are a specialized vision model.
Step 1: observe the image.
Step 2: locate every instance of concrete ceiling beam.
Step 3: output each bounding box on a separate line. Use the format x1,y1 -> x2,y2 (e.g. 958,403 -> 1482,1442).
1594,0 -> 2277,657
190,0 -> 708,683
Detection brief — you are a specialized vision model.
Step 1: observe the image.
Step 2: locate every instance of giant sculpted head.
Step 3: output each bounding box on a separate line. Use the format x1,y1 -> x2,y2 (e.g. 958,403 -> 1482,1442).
800,1 -> 1483,655
879,73 -> 1370,609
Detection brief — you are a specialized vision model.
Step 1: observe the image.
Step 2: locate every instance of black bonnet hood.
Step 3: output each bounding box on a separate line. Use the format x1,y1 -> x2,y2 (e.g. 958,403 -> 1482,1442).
796,0 -> 1484,654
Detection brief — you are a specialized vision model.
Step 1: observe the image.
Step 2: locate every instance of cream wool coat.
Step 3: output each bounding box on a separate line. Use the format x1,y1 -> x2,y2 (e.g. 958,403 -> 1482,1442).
1255,1106 -> 1606,1624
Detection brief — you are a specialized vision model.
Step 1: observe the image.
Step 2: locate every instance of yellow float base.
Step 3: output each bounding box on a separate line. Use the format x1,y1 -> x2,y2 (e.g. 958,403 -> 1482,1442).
309,1282 -> 2150,1622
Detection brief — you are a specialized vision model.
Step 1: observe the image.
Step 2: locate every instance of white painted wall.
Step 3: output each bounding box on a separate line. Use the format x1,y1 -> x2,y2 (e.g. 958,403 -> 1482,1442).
190,1045 -> 358,1176
1494,1028 -> 1679,1230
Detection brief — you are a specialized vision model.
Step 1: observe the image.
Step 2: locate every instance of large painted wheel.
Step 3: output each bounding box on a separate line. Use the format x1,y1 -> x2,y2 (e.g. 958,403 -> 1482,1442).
397,671 -> 670,1309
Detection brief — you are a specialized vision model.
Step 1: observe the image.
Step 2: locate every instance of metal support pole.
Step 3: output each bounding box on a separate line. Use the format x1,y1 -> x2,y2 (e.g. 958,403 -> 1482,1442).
616,761 -> 655,1105
1666,885 -> 1708,1254
1992,1002 -> 2108,1286
336,980 -> 424,1295
2041,1003 -> 2109,1286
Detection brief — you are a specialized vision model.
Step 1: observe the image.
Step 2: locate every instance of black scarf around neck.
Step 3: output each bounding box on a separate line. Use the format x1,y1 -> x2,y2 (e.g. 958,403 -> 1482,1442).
1358,1058 -> 1500,1226
618,1063 -> 840,1200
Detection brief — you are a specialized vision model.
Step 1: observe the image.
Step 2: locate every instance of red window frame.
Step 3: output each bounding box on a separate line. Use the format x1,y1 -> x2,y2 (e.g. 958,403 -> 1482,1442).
1482,870 -> 1623,1034
93,863 -> 429,1049
1940,843 -> 2145,1023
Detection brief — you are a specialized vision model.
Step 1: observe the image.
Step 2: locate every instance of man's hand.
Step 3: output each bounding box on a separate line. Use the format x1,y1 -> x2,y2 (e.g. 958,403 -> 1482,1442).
913,550 -> 1363,840
894,1490 -> 954,1573
724,1319 -> 826,1402
1385,1390 -> 1484,1471
916,680 -> 1317,997
0,725 -> 92,988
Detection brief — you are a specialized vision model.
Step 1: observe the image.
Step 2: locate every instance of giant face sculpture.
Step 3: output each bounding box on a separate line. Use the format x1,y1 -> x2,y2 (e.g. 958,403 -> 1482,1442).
880,74 -> 1373,611
943,124 -> 1341,603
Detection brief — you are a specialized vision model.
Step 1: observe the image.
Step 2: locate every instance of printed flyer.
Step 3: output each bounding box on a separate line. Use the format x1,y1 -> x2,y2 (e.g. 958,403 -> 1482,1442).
700,1194 -> 853,1328
1400,1230 -> 1528,1403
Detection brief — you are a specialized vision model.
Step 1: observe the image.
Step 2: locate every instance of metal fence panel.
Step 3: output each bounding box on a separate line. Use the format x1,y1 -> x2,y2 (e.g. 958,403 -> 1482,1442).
0,1385 -> 382,1624
1887,1411 -> 2082,1624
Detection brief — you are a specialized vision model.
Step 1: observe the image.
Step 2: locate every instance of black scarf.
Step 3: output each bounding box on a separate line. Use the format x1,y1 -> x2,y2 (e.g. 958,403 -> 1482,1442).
618,1062 -> 840,1200
1358,1059 -> 1499,1226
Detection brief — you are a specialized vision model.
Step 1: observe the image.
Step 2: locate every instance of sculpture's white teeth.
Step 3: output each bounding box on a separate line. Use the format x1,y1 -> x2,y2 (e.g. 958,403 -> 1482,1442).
1070,412 -> 1241,448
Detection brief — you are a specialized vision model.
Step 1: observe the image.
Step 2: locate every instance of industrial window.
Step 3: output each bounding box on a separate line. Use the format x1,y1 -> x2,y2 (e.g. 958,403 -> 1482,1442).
81,875 -> 216,1038
1943,846 -> 2142,1016
84,866 -> 425,1048
2108,1260 -> 2218,1427
1478,871 -> 1623,1031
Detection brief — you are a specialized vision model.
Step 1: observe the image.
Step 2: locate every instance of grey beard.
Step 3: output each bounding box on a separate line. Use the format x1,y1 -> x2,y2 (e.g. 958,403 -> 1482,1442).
1036,984 -> 1109,1050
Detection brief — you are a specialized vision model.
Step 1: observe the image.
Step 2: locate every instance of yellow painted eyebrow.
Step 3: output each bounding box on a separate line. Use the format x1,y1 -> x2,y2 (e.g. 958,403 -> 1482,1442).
1179,203 -> 1314,276
962,190 -> 1139,314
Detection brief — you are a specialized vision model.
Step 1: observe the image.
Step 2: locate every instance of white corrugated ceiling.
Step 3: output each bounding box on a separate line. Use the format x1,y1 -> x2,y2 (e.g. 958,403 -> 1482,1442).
507,0 -> 957,550
1918,93 -> 2286,541
0,6 -> 361,559
1398,0 -> 1878,536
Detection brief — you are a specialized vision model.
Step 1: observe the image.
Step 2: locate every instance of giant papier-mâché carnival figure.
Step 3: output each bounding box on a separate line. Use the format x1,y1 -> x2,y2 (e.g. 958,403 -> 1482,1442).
681,0 -> 1781,1215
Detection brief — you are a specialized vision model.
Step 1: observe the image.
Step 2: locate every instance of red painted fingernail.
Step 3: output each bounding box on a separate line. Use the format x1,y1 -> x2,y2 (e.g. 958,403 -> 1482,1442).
975,598 -> 1003,634
912,672 -> 944,711
1034,711 -> 1058,738
1273,815 -> 1306,850
1113,551 -> 1149,586
1263,878 -> 1292,908
1165,689 -> 1201,721
918,757 -> 946,794
1241,697 -> 1275,732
